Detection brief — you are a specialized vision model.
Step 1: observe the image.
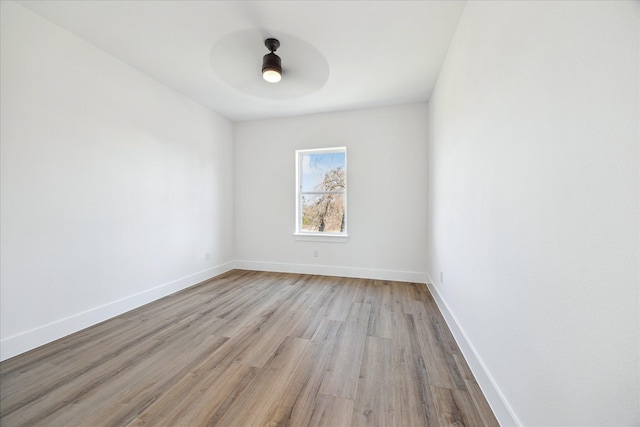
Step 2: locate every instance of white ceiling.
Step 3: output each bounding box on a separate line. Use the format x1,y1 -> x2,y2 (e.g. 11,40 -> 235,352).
17,0 -> 466,122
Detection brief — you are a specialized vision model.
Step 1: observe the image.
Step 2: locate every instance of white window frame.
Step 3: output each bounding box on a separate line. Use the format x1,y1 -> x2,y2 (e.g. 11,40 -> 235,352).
294,147 -> 348,241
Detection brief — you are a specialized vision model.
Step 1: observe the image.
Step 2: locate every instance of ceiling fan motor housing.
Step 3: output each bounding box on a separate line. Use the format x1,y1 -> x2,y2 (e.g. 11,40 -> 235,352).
262,52 -> 281,72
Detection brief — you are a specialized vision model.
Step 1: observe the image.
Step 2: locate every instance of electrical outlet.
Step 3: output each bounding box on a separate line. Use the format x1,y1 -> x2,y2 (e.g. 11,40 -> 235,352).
206,252 -> 210,260
440,272 -> 443,284
313,249 -> 319,258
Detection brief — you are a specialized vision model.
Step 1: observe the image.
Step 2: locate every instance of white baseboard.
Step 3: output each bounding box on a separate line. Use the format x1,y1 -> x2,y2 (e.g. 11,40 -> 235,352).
0,262 -> 234,361
234,260 -> 429,283
425,274 -> 521,426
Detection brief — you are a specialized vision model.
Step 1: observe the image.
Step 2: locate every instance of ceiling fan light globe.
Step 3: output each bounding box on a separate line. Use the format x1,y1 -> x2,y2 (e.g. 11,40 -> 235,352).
263,69 -> 282,83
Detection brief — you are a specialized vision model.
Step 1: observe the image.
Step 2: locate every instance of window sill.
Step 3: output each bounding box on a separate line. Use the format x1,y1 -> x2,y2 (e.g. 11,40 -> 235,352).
293,233 -> 349,243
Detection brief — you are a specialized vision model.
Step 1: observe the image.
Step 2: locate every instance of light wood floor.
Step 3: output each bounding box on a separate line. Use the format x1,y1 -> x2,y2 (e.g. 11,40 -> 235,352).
0,270 -> 498,426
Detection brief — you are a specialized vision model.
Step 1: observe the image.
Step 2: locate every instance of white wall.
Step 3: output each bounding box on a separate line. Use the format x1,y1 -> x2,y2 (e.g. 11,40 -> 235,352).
427,1 -> 639,425
0,1 -> 235,361
235,104 -> 428,282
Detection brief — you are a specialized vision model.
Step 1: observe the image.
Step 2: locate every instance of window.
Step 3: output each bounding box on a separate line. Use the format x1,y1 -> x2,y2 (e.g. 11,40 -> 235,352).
295,147 -> 347,237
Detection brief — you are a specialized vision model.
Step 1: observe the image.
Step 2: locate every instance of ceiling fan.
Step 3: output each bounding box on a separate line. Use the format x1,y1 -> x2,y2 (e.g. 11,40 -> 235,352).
262,38 -> 282,83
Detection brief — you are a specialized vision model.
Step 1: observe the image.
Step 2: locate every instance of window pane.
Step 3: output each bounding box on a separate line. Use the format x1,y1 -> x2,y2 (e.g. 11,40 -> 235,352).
301,152 -> 345,192
301,193 -> 345,233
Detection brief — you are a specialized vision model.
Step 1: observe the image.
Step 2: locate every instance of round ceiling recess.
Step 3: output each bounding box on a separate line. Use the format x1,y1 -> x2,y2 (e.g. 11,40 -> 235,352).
210,30 -> 329,100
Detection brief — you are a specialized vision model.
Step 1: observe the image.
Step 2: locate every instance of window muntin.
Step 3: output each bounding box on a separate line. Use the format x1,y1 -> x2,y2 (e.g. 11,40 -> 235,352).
296,147 -> 347,235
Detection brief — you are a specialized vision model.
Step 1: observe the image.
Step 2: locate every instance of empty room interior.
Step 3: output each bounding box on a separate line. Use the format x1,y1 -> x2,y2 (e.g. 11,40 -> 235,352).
1,1 -> 638,426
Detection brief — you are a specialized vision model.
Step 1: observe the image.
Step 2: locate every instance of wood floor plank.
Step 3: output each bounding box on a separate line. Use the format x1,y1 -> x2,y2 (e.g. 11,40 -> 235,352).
234,276 -> 322,368
128,362 -> 259,426
318,302 -> 371,400
433,385 -> 486,427
307,393 -> 355,427
5,315 -> 230,426
407,299 -> 466,390
285,318 -> 344,427
325,277 -> 361,321
453,352 -> 500,427
370,280 -> 395,339
0,317 -> 130,378
1,311 -> 227,424
213,336 -> 311,426
0,270 -> 498,426
351,335 -> 395,426
390,311 -> 439,426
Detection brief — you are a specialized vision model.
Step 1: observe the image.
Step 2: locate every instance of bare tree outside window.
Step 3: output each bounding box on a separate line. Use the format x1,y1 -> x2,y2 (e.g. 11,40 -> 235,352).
297,148 -> 347,235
